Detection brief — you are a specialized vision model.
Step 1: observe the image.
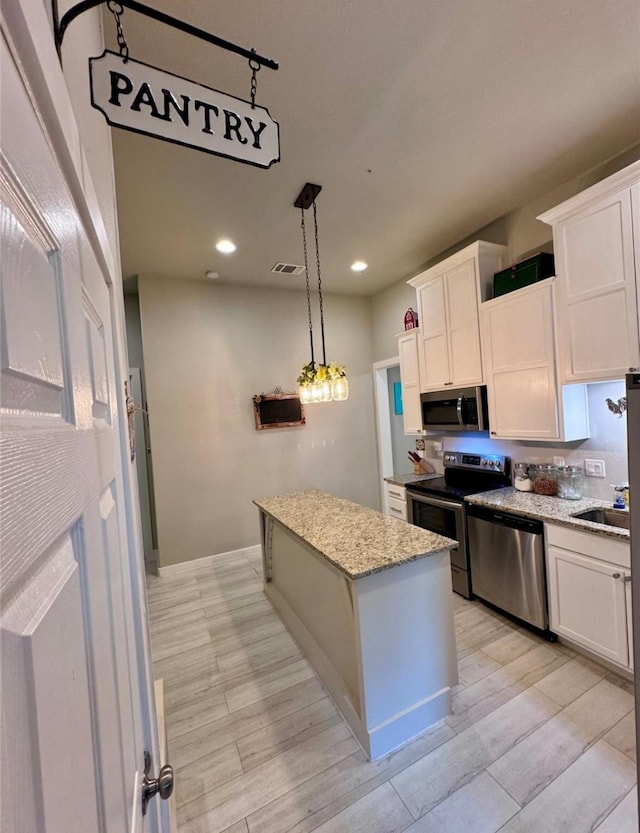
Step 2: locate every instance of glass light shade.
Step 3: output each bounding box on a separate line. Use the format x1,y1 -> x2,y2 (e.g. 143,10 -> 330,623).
317,379 -> 332,402
331,376 -> 349,401
299,384 -> 313,404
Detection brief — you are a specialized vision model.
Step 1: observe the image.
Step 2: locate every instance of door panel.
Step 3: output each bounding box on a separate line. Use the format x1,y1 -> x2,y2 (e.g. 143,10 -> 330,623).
1,13 -> 160,833
1,208 -> 65,414
2,535 -> 100,833
418,280 -> 449,389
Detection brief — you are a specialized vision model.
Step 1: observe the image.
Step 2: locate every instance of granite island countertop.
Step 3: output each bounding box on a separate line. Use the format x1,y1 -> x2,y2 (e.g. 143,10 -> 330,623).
254,489 -> 457,580
465,487 -> 630,541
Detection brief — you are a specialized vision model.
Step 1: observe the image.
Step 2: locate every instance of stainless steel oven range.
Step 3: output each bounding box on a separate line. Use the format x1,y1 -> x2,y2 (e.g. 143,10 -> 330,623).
405,450 -> 511,598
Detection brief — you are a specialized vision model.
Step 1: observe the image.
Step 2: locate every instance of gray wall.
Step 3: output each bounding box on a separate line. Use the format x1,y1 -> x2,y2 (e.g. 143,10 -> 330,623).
138,278 -> 378,568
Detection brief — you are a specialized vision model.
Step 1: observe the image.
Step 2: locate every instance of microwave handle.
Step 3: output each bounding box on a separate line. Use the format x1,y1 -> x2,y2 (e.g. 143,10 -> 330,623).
457,396 -> 465,428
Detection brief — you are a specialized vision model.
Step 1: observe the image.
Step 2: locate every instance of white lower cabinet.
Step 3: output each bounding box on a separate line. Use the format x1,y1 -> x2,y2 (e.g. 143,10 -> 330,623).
385,483 -> 407,521
545,524 -> 632,669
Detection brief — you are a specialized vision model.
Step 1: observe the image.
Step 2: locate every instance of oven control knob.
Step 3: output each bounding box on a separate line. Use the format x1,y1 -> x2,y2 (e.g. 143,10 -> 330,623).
482,460 -> 487,466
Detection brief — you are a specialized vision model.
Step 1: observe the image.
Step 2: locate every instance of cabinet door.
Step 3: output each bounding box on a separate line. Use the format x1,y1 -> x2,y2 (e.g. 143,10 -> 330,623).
417,278 -> 450,390
547,545 -> 628,666
482,283 -> 560,439
554,189 -> 639,382
398,331 -> 424,434
387,496 -> 407,521
445,258 -> 483,386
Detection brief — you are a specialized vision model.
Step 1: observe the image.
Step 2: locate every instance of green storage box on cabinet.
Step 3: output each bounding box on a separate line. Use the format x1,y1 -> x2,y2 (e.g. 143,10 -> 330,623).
493,253 -> 555,298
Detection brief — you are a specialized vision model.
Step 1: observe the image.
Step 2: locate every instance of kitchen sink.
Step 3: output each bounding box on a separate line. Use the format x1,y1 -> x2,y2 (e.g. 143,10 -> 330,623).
571,508 -> 630,530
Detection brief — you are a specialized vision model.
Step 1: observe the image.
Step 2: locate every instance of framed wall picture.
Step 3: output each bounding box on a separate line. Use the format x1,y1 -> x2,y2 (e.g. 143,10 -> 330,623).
253,392 -> 305,430
393,381 -> 403,415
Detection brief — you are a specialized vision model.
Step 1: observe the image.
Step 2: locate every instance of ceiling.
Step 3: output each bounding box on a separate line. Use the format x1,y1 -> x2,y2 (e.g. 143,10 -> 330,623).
110,0 -> 640,296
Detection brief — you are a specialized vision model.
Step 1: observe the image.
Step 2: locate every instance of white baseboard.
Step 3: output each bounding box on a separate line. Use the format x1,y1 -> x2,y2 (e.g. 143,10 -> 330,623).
158,545 -> 261,577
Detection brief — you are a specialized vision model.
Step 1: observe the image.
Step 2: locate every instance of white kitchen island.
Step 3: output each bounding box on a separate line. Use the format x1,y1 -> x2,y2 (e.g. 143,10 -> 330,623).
254,489 -> 458,761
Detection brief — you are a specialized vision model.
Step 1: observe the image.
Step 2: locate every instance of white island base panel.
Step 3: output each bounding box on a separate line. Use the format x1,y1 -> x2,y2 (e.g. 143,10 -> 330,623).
261,518 -> 458,761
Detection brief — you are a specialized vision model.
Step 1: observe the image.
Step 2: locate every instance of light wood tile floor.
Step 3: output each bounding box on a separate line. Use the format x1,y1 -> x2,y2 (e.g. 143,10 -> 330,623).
147,552 -> 638,833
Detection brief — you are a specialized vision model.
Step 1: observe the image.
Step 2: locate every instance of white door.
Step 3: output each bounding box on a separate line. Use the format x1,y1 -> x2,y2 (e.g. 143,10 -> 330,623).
1,9 -> 166,833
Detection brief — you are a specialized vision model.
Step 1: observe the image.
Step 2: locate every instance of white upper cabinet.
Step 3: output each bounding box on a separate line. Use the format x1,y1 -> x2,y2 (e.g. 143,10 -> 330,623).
397,329 -> 424,435
408,241 -> 506,391
480,279 -> 589,441
538,161 -> 640,383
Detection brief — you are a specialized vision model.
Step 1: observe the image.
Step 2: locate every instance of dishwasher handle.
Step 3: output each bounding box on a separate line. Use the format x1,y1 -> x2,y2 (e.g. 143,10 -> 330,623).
466,502 -> 544,535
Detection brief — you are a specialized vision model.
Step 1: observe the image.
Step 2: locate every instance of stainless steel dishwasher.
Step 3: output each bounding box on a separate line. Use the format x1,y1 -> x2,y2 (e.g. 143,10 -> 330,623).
467,503 -> 549,631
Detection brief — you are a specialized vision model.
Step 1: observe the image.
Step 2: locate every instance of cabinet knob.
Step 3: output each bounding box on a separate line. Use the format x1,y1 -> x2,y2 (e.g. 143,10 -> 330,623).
612,572 -> 621,579
624,575 -> 632,583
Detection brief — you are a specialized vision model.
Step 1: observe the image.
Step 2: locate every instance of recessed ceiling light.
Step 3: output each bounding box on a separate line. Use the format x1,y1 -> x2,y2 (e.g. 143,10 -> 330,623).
205,271 -> 219,280
216,239 -> 236,254
351,261 -> 368,272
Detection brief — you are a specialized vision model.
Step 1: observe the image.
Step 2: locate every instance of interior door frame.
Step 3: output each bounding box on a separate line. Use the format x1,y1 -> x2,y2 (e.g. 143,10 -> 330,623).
372,357 -> 400,514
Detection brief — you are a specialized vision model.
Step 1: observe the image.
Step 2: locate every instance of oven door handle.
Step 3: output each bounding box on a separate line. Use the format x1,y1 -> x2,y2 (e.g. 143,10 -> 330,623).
408,492 -> 463,513
457,396 -> 465,428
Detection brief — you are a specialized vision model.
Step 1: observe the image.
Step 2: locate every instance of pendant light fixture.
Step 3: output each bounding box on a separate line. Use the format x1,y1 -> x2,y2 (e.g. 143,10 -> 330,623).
295,183 -> 348,403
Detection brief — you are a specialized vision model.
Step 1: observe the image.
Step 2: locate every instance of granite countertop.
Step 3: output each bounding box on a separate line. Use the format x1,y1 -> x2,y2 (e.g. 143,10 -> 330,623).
254,489 -> 457,580
385,472 -> 442,487
465,487 -> 630,541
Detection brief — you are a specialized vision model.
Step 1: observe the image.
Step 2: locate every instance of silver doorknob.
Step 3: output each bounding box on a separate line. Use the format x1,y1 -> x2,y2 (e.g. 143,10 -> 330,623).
612,572 -> 621,579
142,751 -> 174,815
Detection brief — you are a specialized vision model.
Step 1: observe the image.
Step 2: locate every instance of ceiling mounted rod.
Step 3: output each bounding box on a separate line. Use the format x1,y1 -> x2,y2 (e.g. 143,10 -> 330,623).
52,0 -> 280,69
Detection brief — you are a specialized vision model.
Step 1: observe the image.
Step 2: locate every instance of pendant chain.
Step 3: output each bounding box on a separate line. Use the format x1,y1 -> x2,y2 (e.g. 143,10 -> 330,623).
312,200 -> 327,367
249,51 -> 261,108
300,208 -> 315,366
107,1 -> 130,62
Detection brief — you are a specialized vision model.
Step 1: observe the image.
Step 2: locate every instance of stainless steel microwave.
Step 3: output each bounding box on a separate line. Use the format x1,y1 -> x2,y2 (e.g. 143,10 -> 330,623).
420,385 -> 489,432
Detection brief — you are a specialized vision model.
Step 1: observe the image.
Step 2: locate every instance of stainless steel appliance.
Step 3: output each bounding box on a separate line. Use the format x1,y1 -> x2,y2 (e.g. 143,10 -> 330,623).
467,505 -> 548,630
420,385 -> 489,432
626,371 -> 639,788
406,450 -> 511,598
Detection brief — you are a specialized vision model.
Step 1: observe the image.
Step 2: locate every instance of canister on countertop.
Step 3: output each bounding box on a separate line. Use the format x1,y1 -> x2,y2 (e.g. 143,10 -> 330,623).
613,484 -> 629,509
531,464 -> 559,496
557,465 -> 584,500
513,462 -> 534,492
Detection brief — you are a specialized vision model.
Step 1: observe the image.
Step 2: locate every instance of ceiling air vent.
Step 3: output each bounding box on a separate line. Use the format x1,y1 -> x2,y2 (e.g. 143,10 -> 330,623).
271,262 -> 305,276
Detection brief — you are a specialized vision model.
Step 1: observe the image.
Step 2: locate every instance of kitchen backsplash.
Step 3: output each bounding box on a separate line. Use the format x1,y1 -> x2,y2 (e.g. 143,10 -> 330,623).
417,380 -> 628,503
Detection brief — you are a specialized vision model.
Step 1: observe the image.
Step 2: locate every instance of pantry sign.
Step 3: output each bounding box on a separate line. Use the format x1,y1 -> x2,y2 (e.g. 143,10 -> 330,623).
89,51 -> 280,169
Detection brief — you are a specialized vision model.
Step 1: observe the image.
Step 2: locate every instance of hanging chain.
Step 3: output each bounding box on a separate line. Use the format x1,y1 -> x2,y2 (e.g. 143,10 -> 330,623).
249,51 -> 261,108
312,200 -> 327,367
107,1 -> 130,62
300,208 -> 315,367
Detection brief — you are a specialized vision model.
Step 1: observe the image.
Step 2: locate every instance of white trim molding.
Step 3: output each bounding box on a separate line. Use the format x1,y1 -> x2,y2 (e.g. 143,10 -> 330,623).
538,160 -> 640,225
158,545 -> 261,576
